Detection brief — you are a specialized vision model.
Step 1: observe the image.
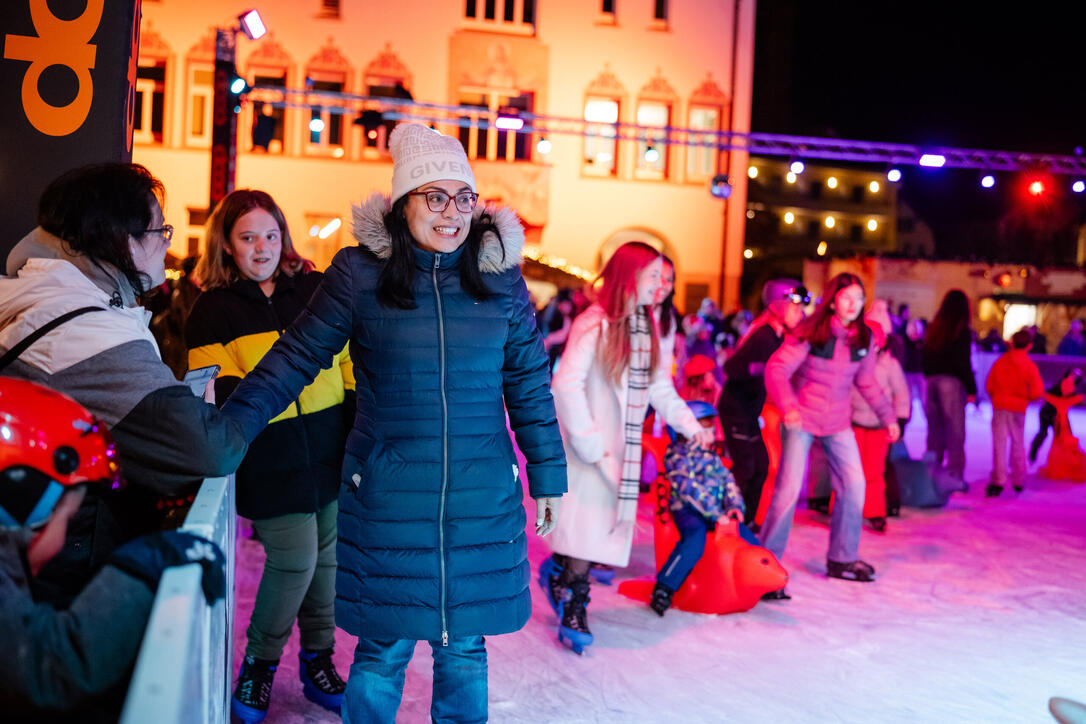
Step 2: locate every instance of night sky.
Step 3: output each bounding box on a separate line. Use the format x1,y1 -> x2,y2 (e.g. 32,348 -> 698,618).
751,2 -> 1086,264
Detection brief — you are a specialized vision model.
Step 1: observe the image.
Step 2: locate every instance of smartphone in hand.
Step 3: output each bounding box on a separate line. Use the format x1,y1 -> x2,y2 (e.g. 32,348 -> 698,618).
183,364 -> 220,396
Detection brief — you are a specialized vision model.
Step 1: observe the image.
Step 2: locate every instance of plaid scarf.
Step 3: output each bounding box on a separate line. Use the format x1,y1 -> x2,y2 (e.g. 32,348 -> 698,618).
617,308 -> 653,523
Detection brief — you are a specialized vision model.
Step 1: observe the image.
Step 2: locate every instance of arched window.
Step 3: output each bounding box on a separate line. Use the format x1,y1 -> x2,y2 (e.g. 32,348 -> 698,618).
183,30 -> 215,148
360,44 -> 412,156
583,65 -> 627,178
687,74 -> 728,181
304,38 -> 352,158
243,34 -> 294,155
635,71 -> 677,181
135,24 -> 171,146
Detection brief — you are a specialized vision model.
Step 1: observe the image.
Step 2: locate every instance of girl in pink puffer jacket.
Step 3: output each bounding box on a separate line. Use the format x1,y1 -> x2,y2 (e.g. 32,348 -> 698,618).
760,273 -> 899,595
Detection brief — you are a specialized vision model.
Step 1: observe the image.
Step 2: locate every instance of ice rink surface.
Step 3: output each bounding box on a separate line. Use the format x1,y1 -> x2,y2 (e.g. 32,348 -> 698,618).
235,400 -> 1086,723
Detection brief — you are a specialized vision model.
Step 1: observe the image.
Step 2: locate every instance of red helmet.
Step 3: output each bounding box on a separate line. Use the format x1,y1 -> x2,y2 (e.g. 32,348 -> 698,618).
0,378 -> 123,529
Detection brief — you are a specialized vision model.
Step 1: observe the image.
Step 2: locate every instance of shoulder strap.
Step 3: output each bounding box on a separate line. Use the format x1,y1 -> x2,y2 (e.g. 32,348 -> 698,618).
0,306 -> 106,372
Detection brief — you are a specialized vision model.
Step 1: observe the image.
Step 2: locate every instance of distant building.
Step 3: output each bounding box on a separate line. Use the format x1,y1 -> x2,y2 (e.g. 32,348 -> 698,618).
741,156 -> 939,307
133,0 -> 757,310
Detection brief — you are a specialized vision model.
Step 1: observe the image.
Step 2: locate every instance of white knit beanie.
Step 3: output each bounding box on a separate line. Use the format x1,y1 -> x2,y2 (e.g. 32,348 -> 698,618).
388,123 -> 476,205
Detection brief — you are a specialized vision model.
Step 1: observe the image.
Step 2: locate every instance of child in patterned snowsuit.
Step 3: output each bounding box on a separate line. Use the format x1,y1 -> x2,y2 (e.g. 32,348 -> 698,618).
650,400 -> 745,615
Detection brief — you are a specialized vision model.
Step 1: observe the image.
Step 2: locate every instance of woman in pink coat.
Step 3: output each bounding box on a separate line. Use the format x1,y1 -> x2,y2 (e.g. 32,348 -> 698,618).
761,273 -> 899,594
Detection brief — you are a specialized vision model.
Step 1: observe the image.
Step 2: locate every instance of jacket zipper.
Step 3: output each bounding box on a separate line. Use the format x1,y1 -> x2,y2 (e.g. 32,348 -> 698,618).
433,253 -> 450,647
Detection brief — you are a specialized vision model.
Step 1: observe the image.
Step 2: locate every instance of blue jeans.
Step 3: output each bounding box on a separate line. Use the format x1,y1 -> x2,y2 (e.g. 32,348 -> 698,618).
342,636 -> 487,724
926,374 -> 967,478
656,504 -> 711,591
759,426 -> 866,563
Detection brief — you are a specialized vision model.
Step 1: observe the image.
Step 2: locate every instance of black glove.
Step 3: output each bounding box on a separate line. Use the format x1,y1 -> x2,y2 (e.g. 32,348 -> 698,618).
108,530 -> 226,604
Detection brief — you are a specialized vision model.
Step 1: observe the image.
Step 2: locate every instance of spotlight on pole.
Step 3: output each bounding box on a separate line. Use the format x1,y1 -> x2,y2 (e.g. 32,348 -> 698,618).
1028,180 -> 1044,196
237,10 -> 266,40
1073,180 -> 1085,194
886,168 -> 902,183
789,160 -> 805,174
536,137 -> 552,154
918,154 -> 946,168
644,144 -> 661,164
495,107 -> 524,131
981,174 -> 996,189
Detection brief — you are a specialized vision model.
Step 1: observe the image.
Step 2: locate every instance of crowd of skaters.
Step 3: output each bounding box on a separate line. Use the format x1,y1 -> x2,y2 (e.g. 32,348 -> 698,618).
4,121 -> 1086,724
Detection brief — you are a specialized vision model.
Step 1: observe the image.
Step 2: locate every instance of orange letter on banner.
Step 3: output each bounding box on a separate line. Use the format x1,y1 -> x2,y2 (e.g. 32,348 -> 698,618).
3,0 -> 105,136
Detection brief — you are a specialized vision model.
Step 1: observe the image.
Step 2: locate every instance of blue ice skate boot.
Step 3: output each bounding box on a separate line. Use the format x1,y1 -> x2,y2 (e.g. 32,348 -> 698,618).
538,555 -> 566,617
298,647 -> 346,713
558,579 -> 594,655
589,562 -> 616,585
231,655 -> 277,723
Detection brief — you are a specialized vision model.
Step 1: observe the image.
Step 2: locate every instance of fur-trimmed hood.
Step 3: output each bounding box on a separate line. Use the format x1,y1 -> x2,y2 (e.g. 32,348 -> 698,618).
351,192 -> 524,274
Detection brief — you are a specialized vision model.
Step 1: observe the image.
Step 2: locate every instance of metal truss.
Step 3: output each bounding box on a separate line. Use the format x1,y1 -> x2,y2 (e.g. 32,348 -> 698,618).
250,87 -> 1086,175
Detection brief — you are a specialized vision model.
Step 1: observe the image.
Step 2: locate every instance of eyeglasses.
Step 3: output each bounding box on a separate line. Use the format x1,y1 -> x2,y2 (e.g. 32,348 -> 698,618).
144,224 -> 174,243
406,190 -> 479,214
785,285 -> 811,305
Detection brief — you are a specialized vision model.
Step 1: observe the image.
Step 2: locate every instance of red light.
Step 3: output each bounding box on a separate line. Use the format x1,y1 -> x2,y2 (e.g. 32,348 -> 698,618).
1029,180 -> 1044,196
997,272 -> 1013,288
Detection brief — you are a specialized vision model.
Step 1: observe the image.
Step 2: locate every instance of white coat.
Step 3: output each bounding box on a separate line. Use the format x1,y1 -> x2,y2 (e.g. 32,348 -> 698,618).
549,304 -> 700,567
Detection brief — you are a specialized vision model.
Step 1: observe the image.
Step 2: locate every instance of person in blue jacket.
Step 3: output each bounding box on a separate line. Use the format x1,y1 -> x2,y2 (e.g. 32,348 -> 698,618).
220,122 -> 566,724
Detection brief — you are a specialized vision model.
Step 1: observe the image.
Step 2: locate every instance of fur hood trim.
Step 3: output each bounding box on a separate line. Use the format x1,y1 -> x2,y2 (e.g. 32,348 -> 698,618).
351,192 -> 524,273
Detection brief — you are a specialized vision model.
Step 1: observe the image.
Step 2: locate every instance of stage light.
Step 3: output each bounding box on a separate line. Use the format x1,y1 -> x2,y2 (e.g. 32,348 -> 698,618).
783,211 -> 795,224
867,219 -> 878,231
644,144 -> 660,163
238,10 -> 266,40
869,180 -> 880,193
1029,180 -> 1044,196
826,176 -> 838,189
981,175 -> 996,189
887,168 -> 902,183
786,171 -> 797,184
918,154 -> 946,167
1073,180 -> 1085,194
747,166 -> 759,179
495,112 -> 524,131
817,241 -> 827,256
229,76 -> 249,95
997,272 -> 1013,288
824,216 -> 836,229
790,160 -> 805,174
710,174 -> 733,199
536,137 -> 552,154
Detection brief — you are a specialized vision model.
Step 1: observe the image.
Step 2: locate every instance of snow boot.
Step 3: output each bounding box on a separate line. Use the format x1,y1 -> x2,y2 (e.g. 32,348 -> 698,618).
537,555 -> 566,617
232,655 -> 277,723
649,583 -> 673,617
986,483 -> 1004,498
298,647 -> 346,713
826,559 -> 877,582
558,579 -> 594,654
589,562 -> 616,585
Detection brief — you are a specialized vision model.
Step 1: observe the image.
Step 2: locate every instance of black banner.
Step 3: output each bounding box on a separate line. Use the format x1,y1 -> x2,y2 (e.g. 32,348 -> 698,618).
209,29 -> 238,212
0,0 -> 141,266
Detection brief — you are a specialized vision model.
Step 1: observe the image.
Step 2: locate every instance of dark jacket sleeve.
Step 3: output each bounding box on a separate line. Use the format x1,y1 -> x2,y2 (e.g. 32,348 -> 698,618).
221,248 -> 355,443
723,324 -> 778,380
501,274 -> 567,498
110,385 -> 249,495
0,564 -> 154,713
953,332 -> 978,397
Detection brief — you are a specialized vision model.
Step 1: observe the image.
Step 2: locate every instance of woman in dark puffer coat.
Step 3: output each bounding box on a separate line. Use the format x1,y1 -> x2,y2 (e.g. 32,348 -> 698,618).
220,123 -> 566,724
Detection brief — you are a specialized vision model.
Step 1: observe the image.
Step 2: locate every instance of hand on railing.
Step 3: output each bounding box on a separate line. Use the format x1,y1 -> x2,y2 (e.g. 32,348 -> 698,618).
109,531 -> 226,604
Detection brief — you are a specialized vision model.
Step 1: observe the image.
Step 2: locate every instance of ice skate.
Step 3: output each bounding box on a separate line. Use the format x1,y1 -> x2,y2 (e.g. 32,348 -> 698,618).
826,559 -> 876,582
589,562 -> 616,585
537,555 -> 566,617
649,583 -> 673,616
298,648 -> 345,713
558,579 -> 593,654
985,483 -> 1003,498
232,656 -> 277,723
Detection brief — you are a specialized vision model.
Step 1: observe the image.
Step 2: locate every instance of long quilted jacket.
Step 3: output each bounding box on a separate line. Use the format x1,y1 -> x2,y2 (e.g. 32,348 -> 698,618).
221,194 -> 566,641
